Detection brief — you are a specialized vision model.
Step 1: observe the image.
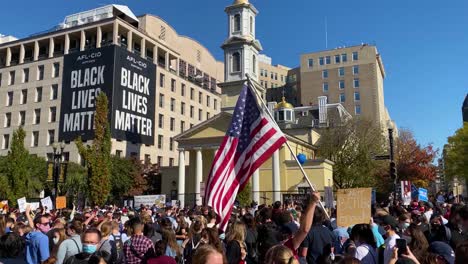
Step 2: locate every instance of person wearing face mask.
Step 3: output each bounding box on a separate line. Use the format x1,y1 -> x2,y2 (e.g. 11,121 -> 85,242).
64,228 -> 103,264
446,204 -> 468,249
350,224 -> 378,264
398,214 -> 411,235
429,215 -> 452,244
378,215 -> 400,264
47,228 -> 67,257
56,220 -> 84,264
24,206 -> 51,264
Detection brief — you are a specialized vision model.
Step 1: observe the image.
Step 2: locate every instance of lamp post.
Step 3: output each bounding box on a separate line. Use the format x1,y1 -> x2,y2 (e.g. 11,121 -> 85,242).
52,141 -> 65,209
387,121 -> 397,202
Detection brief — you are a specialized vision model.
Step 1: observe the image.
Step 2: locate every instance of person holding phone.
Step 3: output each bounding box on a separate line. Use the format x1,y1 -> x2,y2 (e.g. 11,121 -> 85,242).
379,215 -> 400,264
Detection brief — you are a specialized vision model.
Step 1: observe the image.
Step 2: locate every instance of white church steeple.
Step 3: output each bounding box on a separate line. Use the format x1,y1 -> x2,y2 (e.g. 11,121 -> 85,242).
222,0 -> 262,83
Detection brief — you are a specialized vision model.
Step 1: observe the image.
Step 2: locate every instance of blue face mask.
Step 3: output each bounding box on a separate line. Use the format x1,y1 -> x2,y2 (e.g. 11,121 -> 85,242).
83,244 -> 97,254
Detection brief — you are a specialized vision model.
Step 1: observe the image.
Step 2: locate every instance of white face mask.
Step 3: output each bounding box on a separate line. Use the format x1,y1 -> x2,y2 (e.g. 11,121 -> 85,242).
53,237 -> 59,244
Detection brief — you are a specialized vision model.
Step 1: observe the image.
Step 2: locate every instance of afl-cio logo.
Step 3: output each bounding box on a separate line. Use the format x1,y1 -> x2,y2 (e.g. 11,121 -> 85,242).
76,52 -> 102,61
127,55 -> 147,68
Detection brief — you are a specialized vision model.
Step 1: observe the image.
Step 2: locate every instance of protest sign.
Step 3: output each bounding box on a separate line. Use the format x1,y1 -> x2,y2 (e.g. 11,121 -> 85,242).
56,196 -> 67,209
282,193 -> 310,207
134,195 -> 166,208
337,188 -> 371,227
418,188 -> 428,202
29,202 -> 40,211
324,187 -> 334,209
41,196 -> 54,211
401,181 -> 412,205
18,197 -> 27,213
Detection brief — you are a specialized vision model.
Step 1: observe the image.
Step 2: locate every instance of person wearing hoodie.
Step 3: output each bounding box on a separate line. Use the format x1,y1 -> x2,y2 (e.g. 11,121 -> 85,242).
25,214 -> 50,264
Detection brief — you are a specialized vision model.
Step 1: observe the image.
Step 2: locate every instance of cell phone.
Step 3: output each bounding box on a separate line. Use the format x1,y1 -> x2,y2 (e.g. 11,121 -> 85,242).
396,239 -> 407,256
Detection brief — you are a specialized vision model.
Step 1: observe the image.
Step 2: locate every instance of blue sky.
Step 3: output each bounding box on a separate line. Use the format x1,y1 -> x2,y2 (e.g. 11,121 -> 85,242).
1,0 -> 466,154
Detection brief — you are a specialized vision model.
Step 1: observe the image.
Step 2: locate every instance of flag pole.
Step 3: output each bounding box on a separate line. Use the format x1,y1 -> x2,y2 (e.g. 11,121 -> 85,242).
245,74 -> 330,219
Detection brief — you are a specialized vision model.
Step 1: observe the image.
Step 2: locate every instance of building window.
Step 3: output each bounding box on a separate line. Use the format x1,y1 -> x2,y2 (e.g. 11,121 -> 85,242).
8,71 -> 15,85
338,67 -> 345,77
2,134 -> 10,149
6,91 -> 13,106
335,55 -> 341,63
170,98 -> 175,112
159,73 -> 165,87
232,52 -> 241,72
233,14 -> 241,32
198,109 -> 202,121
323,82 -> 329,92
31,131 -> 39,147
206,112 -> 210,119
170,118 -> 175,131
4,113 -> 11,127
180,121 -> 185,132
158,114 -> 164,128
181,102 -> 186,115
354,78 -> 360,88
48,130 -> 55,145
190,106 -> 194,118
252,55 -> 256,73
341,53 -> 347,62
52,63 -> 60,78
322,70 -> 328,79
49,107 -> 56,122
35,87 -> 42,102
340,93 -> 345,103
169,137 -> 174,151
144,154 -> 151,164
325,56 -> 331,64
34,109 -> 41,124
190,88 -> 194,100
0,73 -> 2,87
355,105 -> 361,115
308,58 -> 313,68
23,68 -> 29,83
50,84 -> 58,100
198,92 -> 203,104
353,65 -> 359,75
214,99 -> 218,110
181,83 -> 186,96
157,156 -> 162,165
21,89 -> 28,104
169,158 -> 174,167
37,65 -> 44,80
19,111 -> 25,126
354,92 -> 360,101
158,135 -> 163,149
339,80 -> 345,89
206,95 -> 210,107
352,51 -> 359,61
250,16 -> 253,33
275,73 -> 278,80
271,72 -> 274,79
319,57 -> 324,66
115,150 -> 122,157
159,93 -> 164,108
190,123 -> 194,128
171,79 -> 176,92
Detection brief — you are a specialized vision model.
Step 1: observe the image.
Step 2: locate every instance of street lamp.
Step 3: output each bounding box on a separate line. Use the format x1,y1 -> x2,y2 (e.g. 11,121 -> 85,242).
52,141 -> 65,209
387,120 -> 397,201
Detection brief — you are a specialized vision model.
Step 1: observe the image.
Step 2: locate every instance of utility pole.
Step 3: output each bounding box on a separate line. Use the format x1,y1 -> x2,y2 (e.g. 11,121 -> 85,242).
388,127 -> 397,202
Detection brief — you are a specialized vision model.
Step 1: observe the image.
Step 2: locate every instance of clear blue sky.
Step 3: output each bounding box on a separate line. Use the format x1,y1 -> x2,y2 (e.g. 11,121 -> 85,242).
1,0 -> 466,154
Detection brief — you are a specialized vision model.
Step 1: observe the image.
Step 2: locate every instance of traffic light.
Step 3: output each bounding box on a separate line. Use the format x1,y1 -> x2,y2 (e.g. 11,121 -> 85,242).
390,161 -> 397,180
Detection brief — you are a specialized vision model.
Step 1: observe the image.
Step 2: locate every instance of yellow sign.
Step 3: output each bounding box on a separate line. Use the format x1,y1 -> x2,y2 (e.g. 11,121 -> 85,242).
337,188 -> 371,227
56,196 -> 67,209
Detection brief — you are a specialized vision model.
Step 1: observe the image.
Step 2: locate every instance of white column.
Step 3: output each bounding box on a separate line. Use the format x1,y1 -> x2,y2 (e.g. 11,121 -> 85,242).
19,44 -> 24,64
252,169 -> 260,203
33,41 -> 39,61
165,52 -> 169,70
126,31 -> 133,52
195,148 -> 203,206
48,37 -> 54,58
153,46 -> 158,64
64,34 -> 70,55
5,47 -> 11,67
96,26 -> 102,48
112,21 -> 119,45
272,150 -> 281,202
140,38 -> 146,58
178,148 -> 185,208
80,30 -> 86,51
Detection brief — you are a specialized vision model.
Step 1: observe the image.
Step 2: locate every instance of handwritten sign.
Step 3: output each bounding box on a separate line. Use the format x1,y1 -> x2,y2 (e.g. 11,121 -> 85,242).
56,196 -> 67,209
17,197 -> 27,213
337,188 -> 371,227
134,195 -> 166,208
41,196 -> 54,211
282,193 -> 311,207
29,202 -> 40,211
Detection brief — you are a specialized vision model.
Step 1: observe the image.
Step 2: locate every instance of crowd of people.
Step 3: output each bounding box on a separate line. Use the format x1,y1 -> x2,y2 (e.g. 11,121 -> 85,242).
0,191 -> 468,264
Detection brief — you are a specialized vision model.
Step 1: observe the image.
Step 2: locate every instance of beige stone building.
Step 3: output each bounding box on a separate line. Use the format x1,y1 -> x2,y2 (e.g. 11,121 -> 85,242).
258,54 -> 290,89
299,44 -> 394,130
0,5 -> 224,166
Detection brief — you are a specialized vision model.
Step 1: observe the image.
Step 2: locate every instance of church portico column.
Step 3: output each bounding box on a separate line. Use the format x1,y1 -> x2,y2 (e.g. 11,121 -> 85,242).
195,147 -> 203,206
252,169 -> 260,203
272,150 -> 281,202
178,148 -> 185,208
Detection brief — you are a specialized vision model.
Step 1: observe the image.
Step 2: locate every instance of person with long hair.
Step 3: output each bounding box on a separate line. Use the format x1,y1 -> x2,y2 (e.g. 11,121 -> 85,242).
192,244 -> 226,264
242,213 -> 258,264
181,217 -> 204,264
201,227 -> 223,253
264,245 -> 299,264
147,240 -> 176,264
350,224 -> 377,264
226,221 -> 247,264
162,228 -> 182,261
56,219 -> 84,264
48,228 -> 67,257
0,215 -> 7,236
403,223 -> 429,261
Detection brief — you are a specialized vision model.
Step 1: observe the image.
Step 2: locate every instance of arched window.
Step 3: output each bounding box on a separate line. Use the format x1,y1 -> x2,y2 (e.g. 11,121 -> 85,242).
234,14 -> 241,32
250,16 -> 253,33
252,55 -> 256,73
232,52 -> 241,72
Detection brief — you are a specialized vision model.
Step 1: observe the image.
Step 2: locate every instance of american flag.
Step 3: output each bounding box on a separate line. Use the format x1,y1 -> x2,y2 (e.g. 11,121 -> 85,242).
205,84 -> 286,231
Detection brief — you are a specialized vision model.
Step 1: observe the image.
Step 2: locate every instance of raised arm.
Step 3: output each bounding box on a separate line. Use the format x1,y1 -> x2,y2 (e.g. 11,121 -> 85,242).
291,191 -> 320,250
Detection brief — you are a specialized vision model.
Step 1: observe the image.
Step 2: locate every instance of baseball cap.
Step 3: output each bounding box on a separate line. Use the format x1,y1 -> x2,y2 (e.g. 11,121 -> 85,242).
379,215 -> 398,229
429,242 -> 455,264
280,222 -> 299,235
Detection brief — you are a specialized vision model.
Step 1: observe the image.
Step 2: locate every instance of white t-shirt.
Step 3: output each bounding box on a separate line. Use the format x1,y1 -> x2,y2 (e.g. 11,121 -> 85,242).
355,244 -> 378,264
384,234 -> 400,264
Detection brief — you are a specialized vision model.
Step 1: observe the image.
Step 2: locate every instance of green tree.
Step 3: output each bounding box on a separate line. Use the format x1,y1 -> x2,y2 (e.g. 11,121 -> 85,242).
0,127 -> 47,205
63,162 -> 88,204
76,93 -> 112,206
236,182 -> 252,207
446,122 -> 468,180
317,118 -> 385,189
110,156 -> 139,202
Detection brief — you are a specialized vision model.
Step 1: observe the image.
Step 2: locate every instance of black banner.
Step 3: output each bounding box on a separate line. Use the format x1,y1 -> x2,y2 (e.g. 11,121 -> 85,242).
58,45 -> 156,145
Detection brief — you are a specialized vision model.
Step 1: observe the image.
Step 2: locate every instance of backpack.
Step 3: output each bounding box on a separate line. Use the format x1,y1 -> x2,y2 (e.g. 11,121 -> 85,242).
112,234 -> 125,264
